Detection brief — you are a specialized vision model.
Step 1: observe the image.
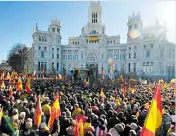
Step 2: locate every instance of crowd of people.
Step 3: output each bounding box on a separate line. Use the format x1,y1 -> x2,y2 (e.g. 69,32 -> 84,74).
0,75 -> 175,136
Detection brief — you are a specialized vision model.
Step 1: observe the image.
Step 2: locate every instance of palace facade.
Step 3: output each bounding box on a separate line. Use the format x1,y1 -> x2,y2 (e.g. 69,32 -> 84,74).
25,1 -> 175,79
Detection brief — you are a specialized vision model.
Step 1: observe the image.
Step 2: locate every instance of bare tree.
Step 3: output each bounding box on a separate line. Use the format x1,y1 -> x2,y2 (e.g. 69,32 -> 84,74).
7,43 -> 28,73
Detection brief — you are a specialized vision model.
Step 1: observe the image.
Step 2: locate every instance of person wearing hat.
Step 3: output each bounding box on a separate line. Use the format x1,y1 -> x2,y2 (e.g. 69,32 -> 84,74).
39,122 -> 50,136
108,123 -> 124,136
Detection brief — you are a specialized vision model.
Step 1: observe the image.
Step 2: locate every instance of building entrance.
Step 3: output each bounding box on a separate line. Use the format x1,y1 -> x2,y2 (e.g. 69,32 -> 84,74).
86,63 -> 98,78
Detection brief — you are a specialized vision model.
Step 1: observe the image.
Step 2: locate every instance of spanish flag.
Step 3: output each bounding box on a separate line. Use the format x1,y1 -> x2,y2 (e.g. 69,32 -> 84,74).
0,81 -> 5,89
34,96 -> 42,128
5,72 -> 11,80
48,92 -> 61,131
25,78 -> 31,94
88,36 -> 98,42
140,86 -> 162,136
120,74 -> 124,82
74,117 -> 84,136
100,88 -> 105,97
16,77 -> 23,91
9,86 -> 13,98
0,107 -> 3,126
0,70 -> 5,80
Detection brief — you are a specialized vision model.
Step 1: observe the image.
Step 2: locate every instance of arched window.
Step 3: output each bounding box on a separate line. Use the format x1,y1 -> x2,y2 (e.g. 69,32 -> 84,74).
92,30 -> 96,35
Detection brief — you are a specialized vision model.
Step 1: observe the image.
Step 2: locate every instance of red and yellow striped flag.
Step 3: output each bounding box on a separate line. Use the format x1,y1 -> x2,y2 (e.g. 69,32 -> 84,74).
0,107 -> 3,126
0,81 -> 5,89
0,70 -> 5,80
100,88 -> 104,97
140,86 -> 162,136
48,92 -> 61,131
16,77 -> 23,91
34,96 -> 42,128
5,72 -> 11,80
74,117 -> 84,136
25,78 -> 31,94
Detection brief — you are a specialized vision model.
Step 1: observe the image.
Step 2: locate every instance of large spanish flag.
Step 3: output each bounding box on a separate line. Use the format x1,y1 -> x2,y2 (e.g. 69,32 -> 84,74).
74,117 -> 84,136
16,77 -> 23,91
25,78 -> 31,94
140,86 -> 162,136
34,96 -> 42,128
48,92 -> 61,132
88,36 -> 98,42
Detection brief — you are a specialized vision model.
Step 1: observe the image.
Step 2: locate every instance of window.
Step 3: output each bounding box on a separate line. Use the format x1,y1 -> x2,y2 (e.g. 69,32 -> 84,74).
146,50 -> 150,58
128,63 -> 131,73
52,62 -> 54,69
129,53 -> 131,59
92,30 -> 96,35
42,37 -> 44,42
133,63 -> 136,72
81,54 -> 83,60
151,44 -> 153,48
134,46 -> 137,59
146,62 -> 150,73
45,38 -> 47,42
52,53 -> 54,59
38,62 -> 40,71
57,48 -> 59,51
39,46 -> 41,50
52,48 -> 54,51
144,45 -> 146,49
57,63 -> 59,71
102,54 -> 104,60
143,62 -> 146,73
57,28 -> 59,33
44,62 -> 47,71
114,41 -> 115,44
52,28 -> 55,33
57,54 -> 59,59
41,62 -> 43,71
39,36 -> 41,41
44,47 -> 47,50
134,52 -> 136,58
41,51 -> 44,58
150,62 -> 153,73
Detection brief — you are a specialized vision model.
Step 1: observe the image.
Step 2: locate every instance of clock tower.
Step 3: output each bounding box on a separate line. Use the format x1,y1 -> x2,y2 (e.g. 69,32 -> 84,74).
88,1 -> 102,25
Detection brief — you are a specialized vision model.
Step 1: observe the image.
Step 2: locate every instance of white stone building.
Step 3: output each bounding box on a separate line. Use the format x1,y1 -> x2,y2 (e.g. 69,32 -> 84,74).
25,1 -> 175,80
